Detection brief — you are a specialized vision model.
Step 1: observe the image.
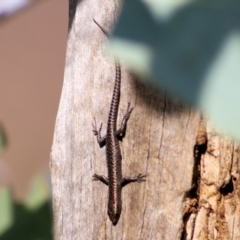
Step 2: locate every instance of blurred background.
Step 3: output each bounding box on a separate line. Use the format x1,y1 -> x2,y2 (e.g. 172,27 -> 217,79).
0,0 -> 67,200
0,1 -> 68,238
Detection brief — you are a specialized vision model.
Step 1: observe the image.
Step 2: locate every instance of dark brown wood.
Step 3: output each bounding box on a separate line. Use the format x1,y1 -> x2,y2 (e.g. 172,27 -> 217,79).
183,120 -> 240,240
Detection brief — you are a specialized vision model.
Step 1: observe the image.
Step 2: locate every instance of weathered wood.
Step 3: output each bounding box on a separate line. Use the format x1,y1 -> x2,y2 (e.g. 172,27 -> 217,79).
183,120 -> 240,240
49,1 -> 240,239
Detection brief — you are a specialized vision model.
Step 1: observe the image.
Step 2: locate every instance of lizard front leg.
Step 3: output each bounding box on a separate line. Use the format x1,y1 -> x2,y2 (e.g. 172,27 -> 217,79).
121,174 -> 146,187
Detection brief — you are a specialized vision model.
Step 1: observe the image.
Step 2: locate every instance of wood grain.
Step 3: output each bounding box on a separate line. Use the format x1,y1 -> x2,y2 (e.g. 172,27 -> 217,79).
50,1 -> 240,239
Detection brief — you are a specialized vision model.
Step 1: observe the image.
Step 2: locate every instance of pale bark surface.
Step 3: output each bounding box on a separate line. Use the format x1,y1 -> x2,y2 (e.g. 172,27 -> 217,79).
50,1 -> 240,239
183,120 -> 240,240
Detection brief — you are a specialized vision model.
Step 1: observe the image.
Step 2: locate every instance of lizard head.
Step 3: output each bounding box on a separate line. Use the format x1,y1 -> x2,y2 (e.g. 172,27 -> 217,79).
108,203 -> 121,226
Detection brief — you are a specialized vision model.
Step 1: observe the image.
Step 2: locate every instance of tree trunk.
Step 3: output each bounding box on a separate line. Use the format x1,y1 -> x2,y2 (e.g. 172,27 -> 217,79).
50,1 -> 240,239
183,120 -> 240,240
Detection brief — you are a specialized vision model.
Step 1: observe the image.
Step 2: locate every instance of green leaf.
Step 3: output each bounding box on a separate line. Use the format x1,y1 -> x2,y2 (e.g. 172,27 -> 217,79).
201,32 -> 240,139
0,177 -> 52,240
109,0 -> 240,139
24,176 -> 50,210
0,124 -> 7,153
0,187 -> 13,236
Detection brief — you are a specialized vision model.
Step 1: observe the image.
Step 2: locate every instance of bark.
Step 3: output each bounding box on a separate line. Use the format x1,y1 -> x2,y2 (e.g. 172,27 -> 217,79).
50,1 -> 240,239
183,120 -> 240,240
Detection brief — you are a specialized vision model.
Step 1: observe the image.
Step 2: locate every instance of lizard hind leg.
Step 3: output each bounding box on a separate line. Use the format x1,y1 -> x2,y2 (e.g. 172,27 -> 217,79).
92,174 -> 109,186
92,118 -> 106,147
116,102 -> 134,141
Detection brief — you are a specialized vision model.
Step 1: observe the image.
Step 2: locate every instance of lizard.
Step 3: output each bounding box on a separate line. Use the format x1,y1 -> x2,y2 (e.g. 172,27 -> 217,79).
92,19 -> 146,226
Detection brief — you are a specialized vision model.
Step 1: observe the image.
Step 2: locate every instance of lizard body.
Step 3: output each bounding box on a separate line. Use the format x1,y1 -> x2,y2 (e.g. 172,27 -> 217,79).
92,20 -> 146,226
